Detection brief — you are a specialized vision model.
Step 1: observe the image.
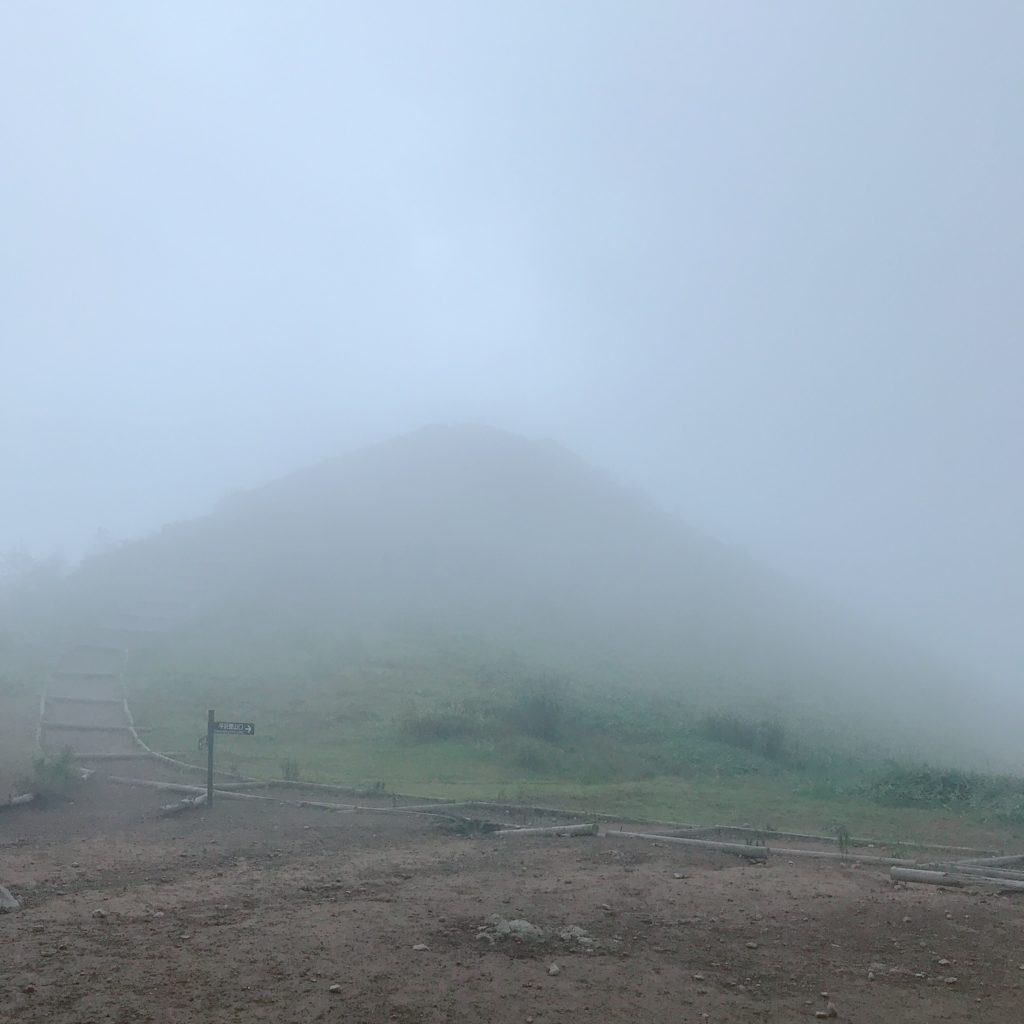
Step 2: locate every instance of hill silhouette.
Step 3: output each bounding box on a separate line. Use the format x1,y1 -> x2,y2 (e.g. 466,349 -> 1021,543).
52,424 -> 970,760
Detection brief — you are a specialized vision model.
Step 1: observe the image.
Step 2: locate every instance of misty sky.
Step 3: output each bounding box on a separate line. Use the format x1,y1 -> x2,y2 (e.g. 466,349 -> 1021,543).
2,3 -> 1022,690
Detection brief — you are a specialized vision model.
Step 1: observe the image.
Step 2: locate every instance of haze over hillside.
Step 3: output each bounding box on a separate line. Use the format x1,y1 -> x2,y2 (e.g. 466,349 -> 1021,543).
41,424 -> 998,766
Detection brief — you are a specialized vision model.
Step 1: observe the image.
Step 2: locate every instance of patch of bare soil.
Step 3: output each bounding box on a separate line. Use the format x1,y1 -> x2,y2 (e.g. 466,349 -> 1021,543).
3,780 -> 1023,1023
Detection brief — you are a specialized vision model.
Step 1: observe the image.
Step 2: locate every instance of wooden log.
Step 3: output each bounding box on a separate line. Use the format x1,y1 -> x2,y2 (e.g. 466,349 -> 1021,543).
925,863 -> 1024,882
46,696 -> 125,706
41,722 -> 150,733
670,826 -> 993,857
768,846 -> 917,867
953,853 -> 1024,867
619,832 -> 918,866
71,751 -> 158,760
891,867 -> 1024,891
617,831 -> 769,860
493,823 -> 599,837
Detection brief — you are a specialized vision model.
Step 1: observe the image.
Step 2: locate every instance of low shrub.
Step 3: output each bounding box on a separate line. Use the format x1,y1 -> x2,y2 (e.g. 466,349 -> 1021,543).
20,747 -> 79,802
701,712 -> 791,762
863,761 -> 1024,810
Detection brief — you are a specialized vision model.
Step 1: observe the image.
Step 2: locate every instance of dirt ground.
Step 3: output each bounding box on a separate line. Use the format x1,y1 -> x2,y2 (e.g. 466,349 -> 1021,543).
4,780 -> 1024,1024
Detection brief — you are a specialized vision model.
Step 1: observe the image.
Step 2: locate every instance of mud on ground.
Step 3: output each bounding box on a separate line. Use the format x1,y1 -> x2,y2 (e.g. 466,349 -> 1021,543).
3,781 -> 1024,1023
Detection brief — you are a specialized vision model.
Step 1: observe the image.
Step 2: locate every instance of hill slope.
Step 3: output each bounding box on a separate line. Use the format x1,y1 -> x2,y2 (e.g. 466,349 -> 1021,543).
51,424 -> 972,764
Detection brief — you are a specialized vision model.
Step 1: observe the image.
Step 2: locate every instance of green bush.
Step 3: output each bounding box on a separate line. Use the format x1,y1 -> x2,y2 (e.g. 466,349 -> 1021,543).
503,688 -> 564,742
864,761 -> 1024,811
400,703 -> 486,741
21,747 -> 79,802
701,712 -> 791,762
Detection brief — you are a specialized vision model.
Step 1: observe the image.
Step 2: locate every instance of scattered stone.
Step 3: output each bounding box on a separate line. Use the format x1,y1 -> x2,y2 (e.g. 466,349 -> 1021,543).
672,872 -> 688,879
944,977 -> 958,986
180,933 -> 191,940
693,973 -> 705,981
71,862 -> 79,869
91,909 -> 108,920
745,941 -> 759,949
902,916 -> 912,924
329,984 -> 342,993
938,958 -> 951,966
548,964 -> 561,976
558,925 -> 595,947
0,886 -> 20,912
412,943 -> 429,951
867,972 -> 875,981
22,984 -> 36,995
484,915 -> 546,942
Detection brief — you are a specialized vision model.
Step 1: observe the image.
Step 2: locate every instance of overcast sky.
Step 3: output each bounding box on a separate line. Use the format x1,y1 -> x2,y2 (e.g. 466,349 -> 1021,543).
2,2 -> 1021,690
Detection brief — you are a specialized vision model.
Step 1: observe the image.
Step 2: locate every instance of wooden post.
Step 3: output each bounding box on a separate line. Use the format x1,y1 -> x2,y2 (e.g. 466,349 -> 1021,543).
207,710 -> 215,807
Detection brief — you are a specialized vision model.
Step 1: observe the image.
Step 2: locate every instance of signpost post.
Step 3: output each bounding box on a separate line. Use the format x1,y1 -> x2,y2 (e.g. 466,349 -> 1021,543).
207,709 -> 215,806
206,710 -> 255,808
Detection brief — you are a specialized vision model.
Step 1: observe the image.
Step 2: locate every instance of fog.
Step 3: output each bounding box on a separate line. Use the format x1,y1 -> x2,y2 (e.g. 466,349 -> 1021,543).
3,2 -> 1022,714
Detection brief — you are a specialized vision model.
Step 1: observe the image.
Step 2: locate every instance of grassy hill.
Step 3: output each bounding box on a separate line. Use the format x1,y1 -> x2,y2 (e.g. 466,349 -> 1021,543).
5,424 -> 1015,837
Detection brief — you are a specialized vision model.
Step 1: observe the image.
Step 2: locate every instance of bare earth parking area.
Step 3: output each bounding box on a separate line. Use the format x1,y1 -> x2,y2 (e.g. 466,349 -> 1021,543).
4,783 -> 1024,1023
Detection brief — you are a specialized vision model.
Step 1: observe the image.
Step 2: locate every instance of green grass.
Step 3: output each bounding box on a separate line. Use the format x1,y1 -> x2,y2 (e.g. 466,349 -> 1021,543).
121,653 -> 1024,851
0,661 -> 44,795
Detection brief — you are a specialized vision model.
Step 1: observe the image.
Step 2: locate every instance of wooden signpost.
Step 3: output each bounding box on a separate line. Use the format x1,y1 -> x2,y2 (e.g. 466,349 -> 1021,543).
206,709 -> 255,806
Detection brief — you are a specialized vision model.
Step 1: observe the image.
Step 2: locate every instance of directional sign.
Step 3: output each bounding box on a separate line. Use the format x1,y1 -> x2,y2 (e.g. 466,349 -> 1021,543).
214,721 -> 255,736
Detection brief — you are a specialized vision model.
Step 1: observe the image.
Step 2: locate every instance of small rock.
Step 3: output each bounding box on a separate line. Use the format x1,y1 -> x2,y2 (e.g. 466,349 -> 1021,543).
91,909 -> 108,919
944,977 -> 958,985
693,973 -> 705,981
0,886 -> 20,912
548,964 -> 561,976
412,943 -> 429,951
938,958 -> 951,966
673,872 -> 688,879
867,971 -> 875,981
71,862 -> 79,868
902,916 -> 912,924
745,941 -> 759,949
329,984 -> 342,993
179,933 -> 191,940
